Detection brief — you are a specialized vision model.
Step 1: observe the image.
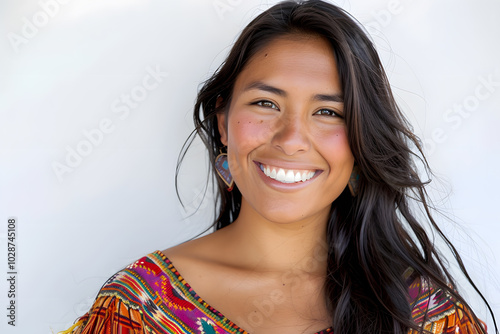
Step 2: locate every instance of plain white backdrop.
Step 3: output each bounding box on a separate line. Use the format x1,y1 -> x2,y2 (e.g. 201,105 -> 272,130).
0,0 -> 499,333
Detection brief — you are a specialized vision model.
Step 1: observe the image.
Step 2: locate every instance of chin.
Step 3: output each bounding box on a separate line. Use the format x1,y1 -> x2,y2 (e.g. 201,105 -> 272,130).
258,204 -> 331,226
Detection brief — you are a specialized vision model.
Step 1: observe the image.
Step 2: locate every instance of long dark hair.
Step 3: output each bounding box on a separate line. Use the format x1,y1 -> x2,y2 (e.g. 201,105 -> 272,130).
177,1 -> 497,333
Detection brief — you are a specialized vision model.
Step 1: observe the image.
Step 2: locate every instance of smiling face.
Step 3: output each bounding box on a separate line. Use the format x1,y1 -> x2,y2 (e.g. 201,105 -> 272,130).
217,34 -> 354,225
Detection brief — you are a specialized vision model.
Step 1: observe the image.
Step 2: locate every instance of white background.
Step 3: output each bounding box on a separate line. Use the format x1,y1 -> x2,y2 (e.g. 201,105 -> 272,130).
0,0 -> 499,333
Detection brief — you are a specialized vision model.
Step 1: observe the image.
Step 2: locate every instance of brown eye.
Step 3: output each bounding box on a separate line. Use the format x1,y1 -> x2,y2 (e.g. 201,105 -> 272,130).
314,109 -> 339,117
255,100 -> 279,110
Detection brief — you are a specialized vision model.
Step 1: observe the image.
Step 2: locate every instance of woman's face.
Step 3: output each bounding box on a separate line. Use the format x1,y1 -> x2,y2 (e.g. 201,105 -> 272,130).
218,34 -> 354,225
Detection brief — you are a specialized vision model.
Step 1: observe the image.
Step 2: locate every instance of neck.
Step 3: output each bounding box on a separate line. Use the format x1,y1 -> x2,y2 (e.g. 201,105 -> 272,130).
216,199 -> 330,274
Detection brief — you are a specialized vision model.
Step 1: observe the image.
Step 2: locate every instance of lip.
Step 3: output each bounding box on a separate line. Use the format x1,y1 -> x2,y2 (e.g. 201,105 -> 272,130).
253,160 -> 323,191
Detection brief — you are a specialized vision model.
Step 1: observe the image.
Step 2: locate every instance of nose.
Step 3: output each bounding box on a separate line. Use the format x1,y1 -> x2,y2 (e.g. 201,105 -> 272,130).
271,114 -> 311,156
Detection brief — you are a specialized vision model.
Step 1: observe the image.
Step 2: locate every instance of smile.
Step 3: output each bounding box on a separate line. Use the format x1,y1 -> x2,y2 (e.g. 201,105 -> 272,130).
259,163 -> 317,183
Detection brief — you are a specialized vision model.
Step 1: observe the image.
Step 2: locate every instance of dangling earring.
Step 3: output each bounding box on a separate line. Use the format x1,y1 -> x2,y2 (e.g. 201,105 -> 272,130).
214,148 -> 234,191
348,165 -> 360,197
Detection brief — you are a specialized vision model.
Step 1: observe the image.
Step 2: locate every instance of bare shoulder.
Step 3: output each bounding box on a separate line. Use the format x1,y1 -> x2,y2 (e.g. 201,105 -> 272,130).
160,227 -> 233,278
159,227 -> 251,311
161,234 -> 210,261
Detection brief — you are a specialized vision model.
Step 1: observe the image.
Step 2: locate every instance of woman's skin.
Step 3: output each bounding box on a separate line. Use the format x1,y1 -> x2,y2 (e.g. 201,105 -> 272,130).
164,34 -> 354,334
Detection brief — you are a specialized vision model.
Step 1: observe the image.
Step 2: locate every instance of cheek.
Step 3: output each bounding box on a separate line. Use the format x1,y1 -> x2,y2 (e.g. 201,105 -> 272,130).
316,125 -> 353,163
227,113 -> 271,151
225,112 -> 271,179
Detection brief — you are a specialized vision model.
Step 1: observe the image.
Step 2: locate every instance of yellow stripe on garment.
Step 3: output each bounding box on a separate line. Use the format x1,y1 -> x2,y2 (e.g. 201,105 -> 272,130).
57,318 -> 85,334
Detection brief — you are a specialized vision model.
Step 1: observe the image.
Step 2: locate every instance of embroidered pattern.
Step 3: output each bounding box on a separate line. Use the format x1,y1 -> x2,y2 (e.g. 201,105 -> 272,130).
61,252 -> 483,334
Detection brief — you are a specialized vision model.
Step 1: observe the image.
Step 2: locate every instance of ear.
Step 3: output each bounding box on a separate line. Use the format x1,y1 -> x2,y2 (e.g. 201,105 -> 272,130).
216,97 -> 228,146
217,113 -> 227,146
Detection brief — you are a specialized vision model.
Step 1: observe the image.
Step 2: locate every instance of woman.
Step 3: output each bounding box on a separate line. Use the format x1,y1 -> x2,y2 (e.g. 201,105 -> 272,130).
61,1 -> 496,333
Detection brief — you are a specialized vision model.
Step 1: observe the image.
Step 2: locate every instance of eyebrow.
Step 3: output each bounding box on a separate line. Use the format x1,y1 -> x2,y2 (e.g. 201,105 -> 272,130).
243,81 -> 344,103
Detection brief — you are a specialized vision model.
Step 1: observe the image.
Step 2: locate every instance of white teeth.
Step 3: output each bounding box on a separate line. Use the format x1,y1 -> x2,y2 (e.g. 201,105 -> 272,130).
294,171 -> 301,182
301,171 -> 308,182
261,164 -> 316,184
277,168 -> 286,182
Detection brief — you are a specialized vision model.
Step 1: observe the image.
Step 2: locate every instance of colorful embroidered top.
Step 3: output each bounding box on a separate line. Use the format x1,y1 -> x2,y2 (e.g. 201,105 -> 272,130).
61,251 -> 485,334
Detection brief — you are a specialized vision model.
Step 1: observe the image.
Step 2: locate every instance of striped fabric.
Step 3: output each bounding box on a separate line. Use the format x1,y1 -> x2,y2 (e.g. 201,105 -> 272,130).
61,251 -> 484,334
407,271 -> 486,334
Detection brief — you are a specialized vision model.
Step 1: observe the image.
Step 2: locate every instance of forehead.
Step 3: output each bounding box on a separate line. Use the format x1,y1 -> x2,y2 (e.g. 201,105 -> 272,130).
233,34 -> 341,95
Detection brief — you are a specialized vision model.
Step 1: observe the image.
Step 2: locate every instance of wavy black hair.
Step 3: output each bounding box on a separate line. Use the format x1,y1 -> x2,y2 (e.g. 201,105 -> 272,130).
177,1 -> 497,333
